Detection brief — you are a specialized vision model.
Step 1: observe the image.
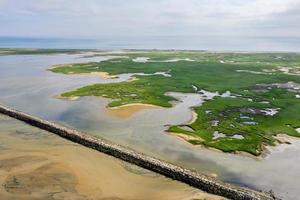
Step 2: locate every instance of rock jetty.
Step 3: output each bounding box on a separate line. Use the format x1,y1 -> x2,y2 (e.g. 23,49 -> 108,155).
0,104 -> 277,200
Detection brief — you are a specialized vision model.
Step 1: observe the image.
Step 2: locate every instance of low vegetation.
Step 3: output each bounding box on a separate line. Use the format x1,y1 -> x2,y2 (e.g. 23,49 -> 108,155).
0,48 -> 85,55
50,50 -> 300,155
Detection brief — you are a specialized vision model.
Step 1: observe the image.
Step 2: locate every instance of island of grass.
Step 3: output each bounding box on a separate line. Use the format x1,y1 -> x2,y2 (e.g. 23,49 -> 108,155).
49,50 -> 300,156
0,48 -> 90,55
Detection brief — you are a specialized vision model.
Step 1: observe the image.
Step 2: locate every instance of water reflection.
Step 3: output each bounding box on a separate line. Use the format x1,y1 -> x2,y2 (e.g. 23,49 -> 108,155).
0,53 -> 299,199
0,115 -> 221,200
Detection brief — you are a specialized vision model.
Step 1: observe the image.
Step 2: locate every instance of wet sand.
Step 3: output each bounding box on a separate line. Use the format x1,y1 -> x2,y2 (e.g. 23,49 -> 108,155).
106,103 -> 161,119
56,95 -> 80,101
0,115 -> 225,200
60,71 -> 117,79
167,132 -> 202,143
89,72 -> 117,79
186,110 -> 198,124
2,53 -> 298,199
167,131 -> 262,160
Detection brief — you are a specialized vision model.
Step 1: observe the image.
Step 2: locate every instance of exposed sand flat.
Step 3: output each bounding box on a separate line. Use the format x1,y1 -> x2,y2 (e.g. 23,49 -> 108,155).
273,134 -> 295,145
49,62 -> 117,79
56,95 -> 80,101
132,57 -> 195,63
187,110 -> 198,124
278,66 -> 300,75
106,103 -> 161,118
167,131 -> 262,160
165,132 -> 245,161
65,71 -> 118,79
48,63 -> 74,70
89,71 -> 117,79
167,132 -> 203,142
0,116 -> 225,200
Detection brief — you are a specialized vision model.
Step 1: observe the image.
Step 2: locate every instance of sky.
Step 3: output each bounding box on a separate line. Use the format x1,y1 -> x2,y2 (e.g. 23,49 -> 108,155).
0,0 -> 300,50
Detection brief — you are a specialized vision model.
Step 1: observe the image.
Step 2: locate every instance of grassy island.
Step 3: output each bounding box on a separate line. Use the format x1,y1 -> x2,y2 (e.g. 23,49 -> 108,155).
0,48 -> 86,55
50,50 -> 300,156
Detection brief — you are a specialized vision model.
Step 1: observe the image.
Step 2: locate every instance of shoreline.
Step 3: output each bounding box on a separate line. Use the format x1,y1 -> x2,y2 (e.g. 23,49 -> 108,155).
56,95 -> 80,101
186,110 -> 198,124
0,103 -> 275,200
167,131 -> 265,160
49,63 -> 118,79
106,103 -> 161,118
165,104 -> 299,160
56,92 -> 267,160
108,103 -> 161,109
54,80 -> 297,161
274,133 -> 300,143
2,47 -> 300,54
89,71 -> 118,79
53,69 -> 118,80
168,128 -> 300,160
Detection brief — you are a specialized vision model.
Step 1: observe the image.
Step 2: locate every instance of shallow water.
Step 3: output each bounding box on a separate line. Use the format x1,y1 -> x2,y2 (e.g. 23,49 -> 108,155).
0,53 -> 299,199
0,115 -> 222,200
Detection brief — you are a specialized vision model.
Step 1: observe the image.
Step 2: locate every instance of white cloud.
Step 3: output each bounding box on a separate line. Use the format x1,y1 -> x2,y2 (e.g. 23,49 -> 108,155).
0,0 -> 299,38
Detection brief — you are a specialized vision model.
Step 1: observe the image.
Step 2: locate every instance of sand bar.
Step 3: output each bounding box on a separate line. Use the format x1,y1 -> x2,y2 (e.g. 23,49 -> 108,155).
106,103 -> 161,118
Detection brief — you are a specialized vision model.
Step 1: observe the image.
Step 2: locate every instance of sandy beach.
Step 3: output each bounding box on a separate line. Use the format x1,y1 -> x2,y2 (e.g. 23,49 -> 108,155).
106,103 -> 161,118
186,110 -> 198,124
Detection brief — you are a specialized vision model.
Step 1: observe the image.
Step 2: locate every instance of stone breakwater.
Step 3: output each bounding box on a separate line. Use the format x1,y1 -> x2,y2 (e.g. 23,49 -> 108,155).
0,104 -> 276,200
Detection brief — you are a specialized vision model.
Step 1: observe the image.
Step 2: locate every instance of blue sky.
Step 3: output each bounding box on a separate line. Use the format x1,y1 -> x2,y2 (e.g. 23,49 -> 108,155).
0,0 -> 299,39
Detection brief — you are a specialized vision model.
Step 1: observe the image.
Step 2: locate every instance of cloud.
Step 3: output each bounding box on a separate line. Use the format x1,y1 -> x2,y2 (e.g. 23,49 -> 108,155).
0,0 -> 299,39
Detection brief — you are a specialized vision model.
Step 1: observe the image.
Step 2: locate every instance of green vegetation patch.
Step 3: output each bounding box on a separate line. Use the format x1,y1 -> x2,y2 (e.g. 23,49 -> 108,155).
0,48 -> 86,55
50,51 -> 300,155
170,90 -> 300,155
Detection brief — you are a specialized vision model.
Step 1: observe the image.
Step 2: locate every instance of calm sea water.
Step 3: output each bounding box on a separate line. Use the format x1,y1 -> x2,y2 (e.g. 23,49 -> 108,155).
1,36 -> 300,52
0,53 -> 299,199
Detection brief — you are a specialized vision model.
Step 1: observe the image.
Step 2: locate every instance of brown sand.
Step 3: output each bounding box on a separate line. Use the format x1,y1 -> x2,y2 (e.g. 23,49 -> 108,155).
49,63 -> 117,79
56,95 -> 80,101
106,103 -> 160,119
0,116 -> 225,200
167,132 -> 202,142
167,131 -> 262,160
187,110 -> 198,124
90,72 -> 117,79
67,71 -> 117,79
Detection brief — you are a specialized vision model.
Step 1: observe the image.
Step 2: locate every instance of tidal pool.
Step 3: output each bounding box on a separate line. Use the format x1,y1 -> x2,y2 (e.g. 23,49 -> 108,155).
0,52 -> 299,199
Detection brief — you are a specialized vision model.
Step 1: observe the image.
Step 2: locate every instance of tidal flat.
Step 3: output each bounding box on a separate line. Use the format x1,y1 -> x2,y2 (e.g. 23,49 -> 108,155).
0,115 -> 224,200
1,49 -> 300,199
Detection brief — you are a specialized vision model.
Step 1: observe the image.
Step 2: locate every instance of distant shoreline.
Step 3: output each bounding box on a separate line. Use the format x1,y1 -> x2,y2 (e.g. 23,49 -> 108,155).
1,46 -> 300,54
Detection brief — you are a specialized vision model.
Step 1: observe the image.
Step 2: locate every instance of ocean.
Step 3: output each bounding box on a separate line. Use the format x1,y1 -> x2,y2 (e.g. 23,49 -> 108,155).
0,36 -> 300,52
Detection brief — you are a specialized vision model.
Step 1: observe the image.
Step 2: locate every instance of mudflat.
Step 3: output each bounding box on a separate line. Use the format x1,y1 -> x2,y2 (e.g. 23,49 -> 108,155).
0,115 -> 225,200
106,103 -> 160,118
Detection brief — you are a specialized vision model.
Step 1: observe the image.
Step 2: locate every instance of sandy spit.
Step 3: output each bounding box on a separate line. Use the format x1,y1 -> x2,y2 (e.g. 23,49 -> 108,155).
106,103 -> 161,118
